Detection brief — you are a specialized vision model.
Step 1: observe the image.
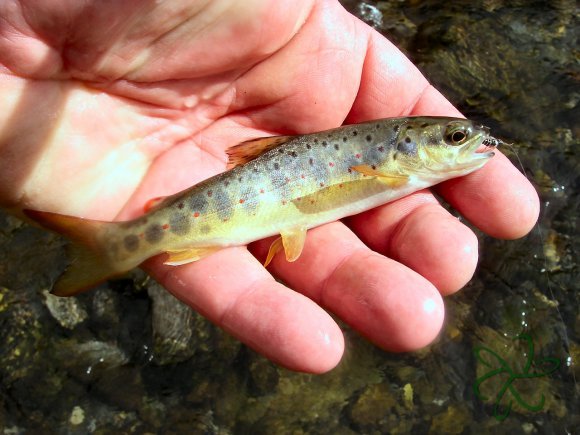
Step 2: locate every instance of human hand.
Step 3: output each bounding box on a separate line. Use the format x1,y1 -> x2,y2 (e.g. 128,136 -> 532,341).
0,0 -> 538,372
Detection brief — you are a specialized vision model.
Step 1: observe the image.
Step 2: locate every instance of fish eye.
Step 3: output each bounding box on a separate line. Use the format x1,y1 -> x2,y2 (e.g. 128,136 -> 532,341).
445,124 -> 470,145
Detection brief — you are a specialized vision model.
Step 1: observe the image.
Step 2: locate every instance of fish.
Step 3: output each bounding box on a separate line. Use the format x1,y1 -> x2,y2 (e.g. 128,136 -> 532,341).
24,116 -> 501,297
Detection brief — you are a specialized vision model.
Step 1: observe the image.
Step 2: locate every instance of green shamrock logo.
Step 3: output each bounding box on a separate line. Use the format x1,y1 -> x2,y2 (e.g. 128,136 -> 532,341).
473,333 -> 560,421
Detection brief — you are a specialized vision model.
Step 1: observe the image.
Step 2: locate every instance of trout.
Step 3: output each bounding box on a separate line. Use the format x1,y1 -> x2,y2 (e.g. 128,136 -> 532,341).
25,117 -> 501,296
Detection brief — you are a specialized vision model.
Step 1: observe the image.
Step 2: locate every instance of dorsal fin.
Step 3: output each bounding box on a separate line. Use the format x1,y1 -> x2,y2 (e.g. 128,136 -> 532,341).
226,135 -> 293,169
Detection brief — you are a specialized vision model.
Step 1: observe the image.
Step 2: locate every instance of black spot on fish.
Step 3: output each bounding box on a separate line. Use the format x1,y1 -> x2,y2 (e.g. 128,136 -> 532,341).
375,124 -> 380,129
371,165 -> 376,170
274,162 -> 280,170
342,137 -> 347,142
224,180 -> 230,187
189,195 -> 208,212
377,146 -> 385,152
421,122 -> 428,128
177,202 -> 184,209
306,144 -> 312,149
393,125 -> 400,132
253,167 -> 258,173
334,144 -> 340,150
238,176 -> 243,183
405,137 -> 412,143
170,214 -> 190,235
278,148 -> 284,154
352,130 -> 358,136
309,158 -> 314,166
314,138 -> 319,143
288,151 -> 297,158
366,135 -> 372,142
145,224 -> 164,244
124,234 -> 139,252
397,140 -> 418,155
213,188 -> 233,221
322,141 -> 328,147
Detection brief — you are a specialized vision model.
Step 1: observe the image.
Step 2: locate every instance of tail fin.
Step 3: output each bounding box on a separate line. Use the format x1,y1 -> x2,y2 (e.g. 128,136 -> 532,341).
24,209 -> 124,297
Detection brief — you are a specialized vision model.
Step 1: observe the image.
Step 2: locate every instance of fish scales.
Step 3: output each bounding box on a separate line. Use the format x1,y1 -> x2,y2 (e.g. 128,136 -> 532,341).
109,121 -> 401,265
24,117 -> 501,296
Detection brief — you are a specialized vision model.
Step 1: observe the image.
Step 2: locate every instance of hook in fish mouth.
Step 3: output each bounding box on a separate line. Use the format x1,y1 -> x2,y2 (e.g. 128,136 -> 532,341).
477,124 -> 504,149
482,136 -> 503,148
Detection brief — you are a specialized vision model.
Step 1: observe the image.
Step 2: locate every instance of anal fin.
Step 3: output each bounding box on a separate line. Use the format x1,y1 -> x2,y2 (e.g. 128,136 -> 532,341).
164,247 -> 221,266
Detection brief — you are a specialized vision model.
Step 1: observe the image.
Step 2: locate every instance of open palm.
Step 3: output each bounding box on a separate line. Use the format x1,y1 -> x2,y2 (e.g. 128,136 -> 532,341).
0,0 -> 538,372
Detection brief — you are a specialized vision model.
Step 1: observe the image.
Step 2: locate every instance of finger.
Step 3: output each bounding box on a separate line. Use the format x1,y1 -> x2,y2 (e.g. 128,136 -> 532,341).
144,247 -> 344,374
436,152 -> 540,239
346,191 -> 479,296
346,29 -> 462,122
251,222 -> 445,352
343,28 -> 539,239
408,84 -> 539,238
227,0 -> 368,133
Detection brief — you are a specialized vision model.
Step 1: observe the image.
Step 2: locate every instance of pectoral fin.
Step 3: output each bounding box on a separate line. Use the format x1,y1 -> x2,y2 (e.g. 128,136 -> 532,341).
164,247 -> 221,266
351,165 -> 409,187
263,226 -> 307,267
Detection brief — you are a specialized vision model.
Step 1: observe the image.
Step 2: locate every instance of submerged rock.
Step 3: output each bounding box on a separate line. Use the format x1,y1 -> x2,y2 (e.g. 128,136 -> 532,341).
42,289 -> 88,329
148,280 -> 197,365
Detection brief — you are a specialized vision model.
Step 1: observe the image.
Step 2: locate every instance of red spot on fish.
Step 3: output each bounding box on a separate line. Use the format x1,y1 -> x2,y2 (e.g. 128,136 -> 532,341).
260,189 -> 265,194
162,224 -> 169,230
194,212 -> 200,218
139,233 -> 144,238
339,184 -> 343,188
348,168 -> 353,173
355,153 -> 361,159
282,200 -> 287,205
301,174 -> 305,179
207,190 -> 213,197
329,162 -> 334,167
310,200 -> 315,204
285,177 -> 290,184
296,197 -> 301,201
320,182 -> 325,187
239,199 -> 245,204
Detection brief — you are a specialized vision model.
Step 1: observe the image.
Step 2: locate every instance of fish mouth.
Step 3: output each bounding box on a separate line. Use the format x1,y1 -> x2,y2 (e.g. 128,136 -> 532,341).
456,130 -> 502,168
